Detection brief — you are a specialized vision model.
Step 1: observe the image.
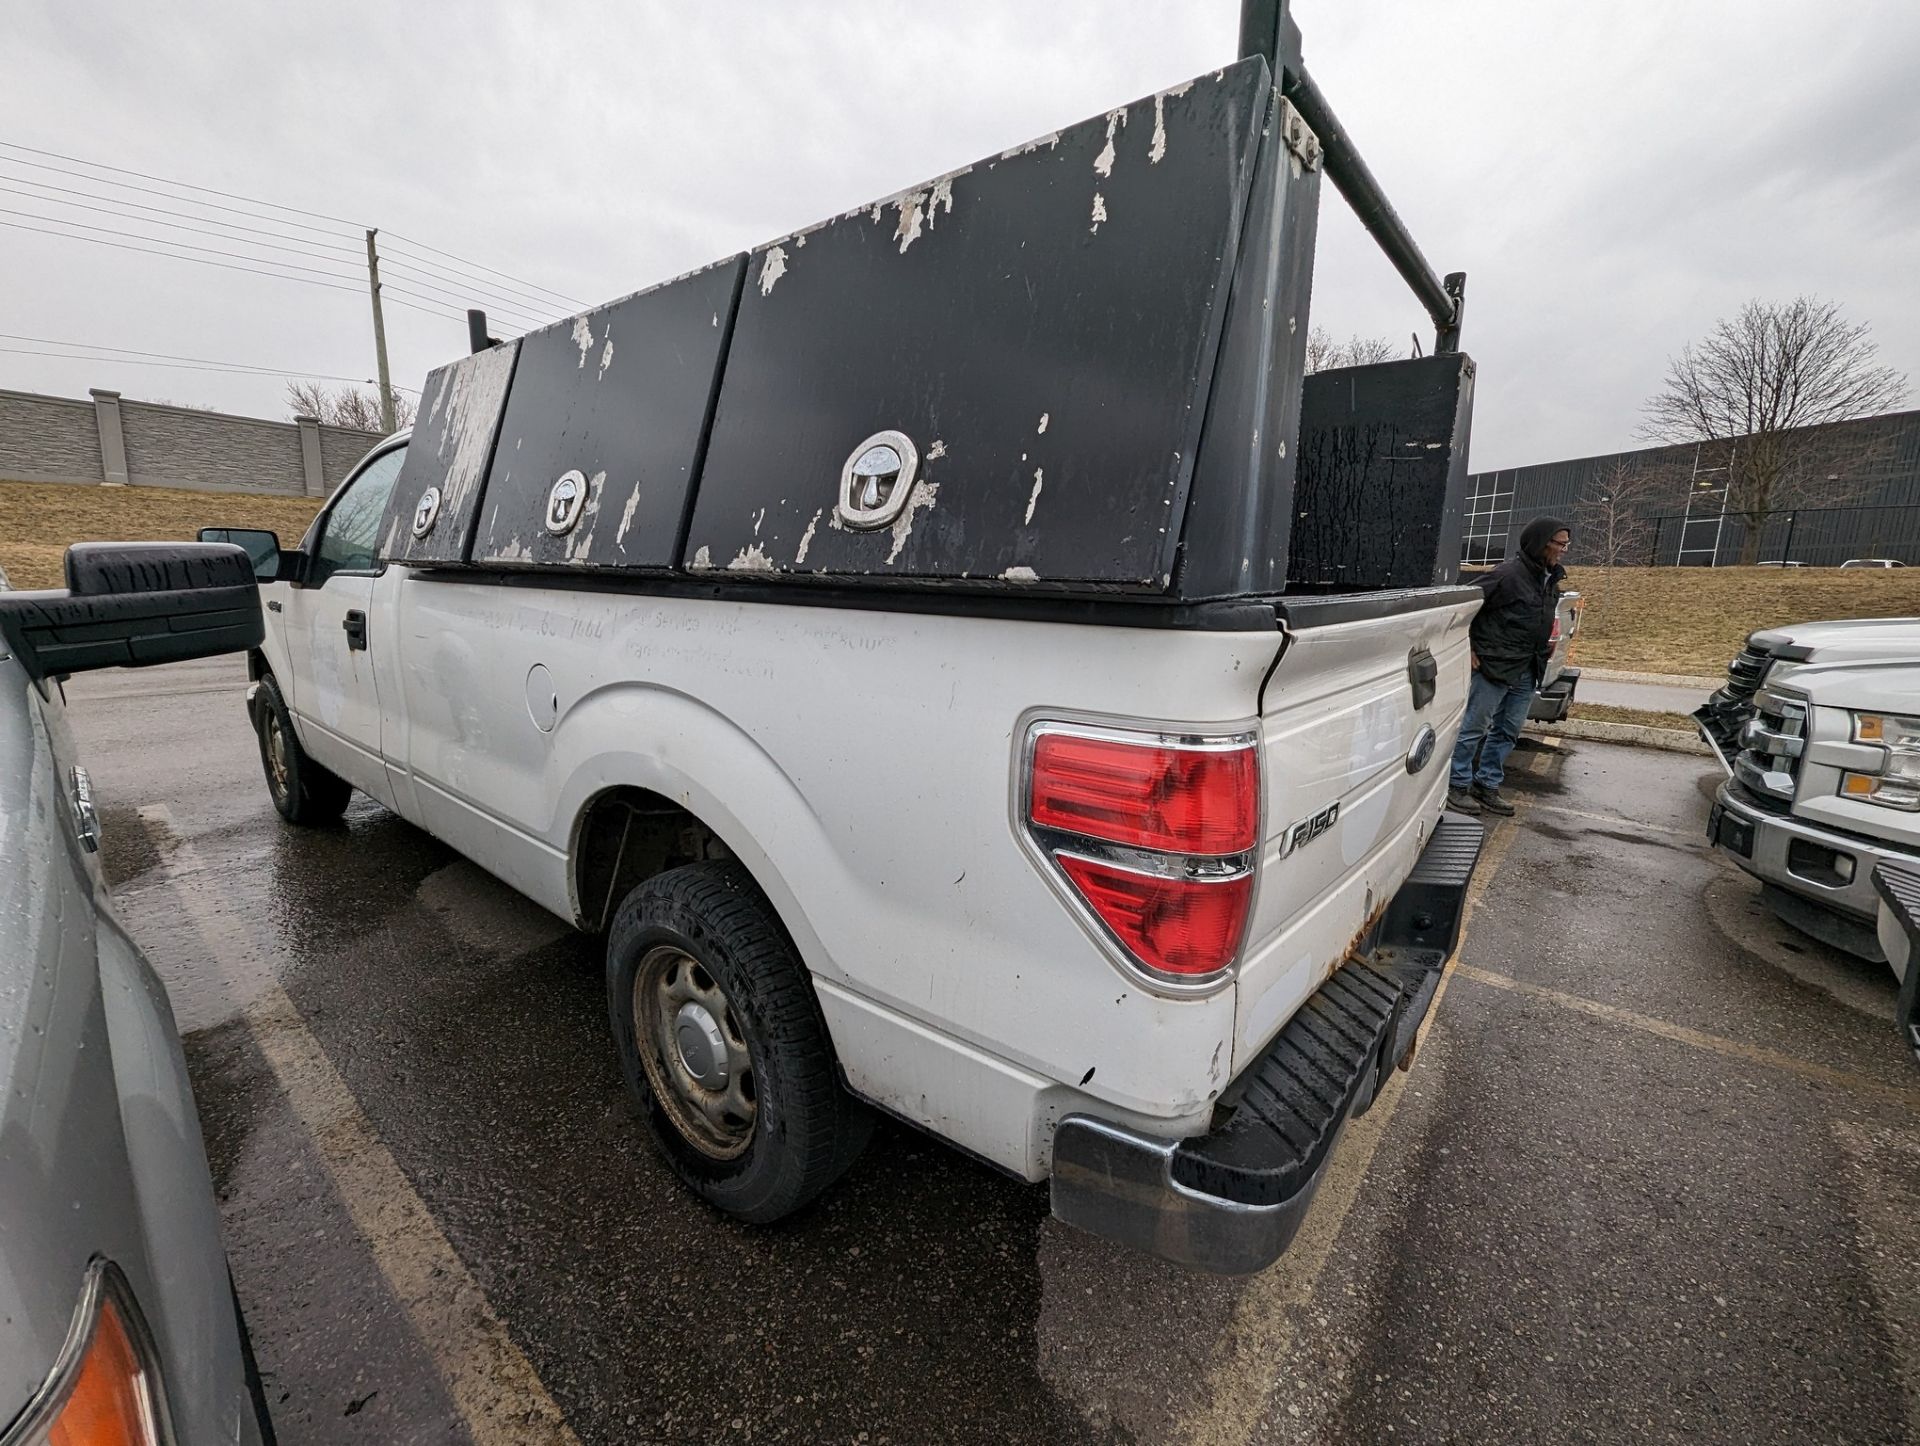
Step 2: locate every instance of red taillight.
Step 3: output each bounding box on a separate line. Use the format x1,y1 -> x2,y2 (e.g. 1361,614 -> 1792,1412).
1030,733 -> 1258,854
1057,855 -> 1253,976
1026,725 -> 1259,985
1549,618 -> 1563,644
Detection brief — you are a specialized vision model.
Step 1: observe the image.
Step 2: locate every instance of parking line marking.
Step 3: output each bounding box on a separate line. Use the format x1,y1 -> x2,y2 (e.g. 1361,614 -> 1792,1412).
143,806 -> 580,1446
1175,1061 -> 1416,1446
1173,814 -> 1526,1446
1454,963 -> 1920,1104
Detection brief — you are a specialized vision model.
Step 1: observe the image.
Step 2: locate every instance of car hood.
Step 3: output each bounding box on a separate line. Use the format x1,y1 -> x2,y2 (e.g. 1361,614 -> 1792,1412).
1767,655 -> 1920,711
1747,617 -> 1920,658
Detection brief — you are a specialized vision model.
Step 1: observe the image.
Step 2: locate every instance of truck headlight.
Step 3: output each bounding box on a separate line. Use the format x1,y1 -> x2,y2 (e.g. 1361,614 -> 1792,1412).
1844,712 -> 1920,812
5,1261 -> 166,1446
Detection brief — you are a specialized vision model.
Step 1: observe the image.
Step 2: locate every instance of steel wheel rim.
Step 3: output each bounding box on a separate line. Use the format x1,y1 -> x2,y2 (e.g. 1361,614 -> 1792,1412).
633,944 -> 757,1160
264,713 -> 290,798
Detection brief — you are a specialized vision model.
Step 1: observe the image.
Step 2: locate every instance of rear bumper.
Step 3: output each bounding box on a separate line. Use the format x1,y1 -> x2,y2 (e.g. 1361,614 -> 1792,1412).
1528,666 -> 1579,722
1049,812 -> 1485,1274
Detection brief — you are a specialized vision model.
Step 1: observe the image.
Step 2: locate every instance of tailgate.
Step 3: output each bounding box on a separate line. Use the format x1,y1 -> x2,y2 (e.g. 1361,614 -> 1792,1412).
1232,589 -> 1480,1074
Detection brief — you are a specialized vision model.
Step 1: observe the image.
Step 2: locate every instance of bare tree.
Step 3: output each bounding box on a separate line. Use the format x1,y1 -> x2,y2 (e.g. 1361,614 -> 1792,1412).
286,380 -> 414,433
1574,459 -> 1673,622
1305,328 -> 1400,374
1641,297 -> 1907,562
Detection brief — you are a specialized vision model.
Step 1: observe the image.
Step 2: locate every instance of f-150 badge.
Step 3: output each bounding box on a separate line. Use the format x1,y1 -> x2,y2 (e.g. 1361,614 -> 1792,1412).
1278,801 -> 1339,860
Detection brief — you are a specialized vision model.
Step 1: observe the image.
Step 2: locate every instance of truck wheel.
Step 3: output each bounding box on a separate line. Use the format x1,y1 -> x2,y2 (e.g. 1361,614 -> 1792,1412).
606,861 -> 871,1223
252,674 -> 351,825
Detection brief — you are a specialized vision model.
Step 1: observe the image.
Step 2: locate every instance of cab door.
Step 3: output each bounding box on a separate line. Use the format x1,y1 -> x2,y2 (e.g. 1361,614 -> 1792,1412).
281,443 -> 406,808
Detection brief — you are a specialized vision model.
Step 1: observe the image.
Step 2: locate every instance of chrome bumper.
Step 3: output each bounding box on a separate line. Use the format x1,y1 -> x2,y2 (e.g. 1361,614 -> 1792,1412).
1050,812 -> 1484,1274
1709,783 -> 1912,926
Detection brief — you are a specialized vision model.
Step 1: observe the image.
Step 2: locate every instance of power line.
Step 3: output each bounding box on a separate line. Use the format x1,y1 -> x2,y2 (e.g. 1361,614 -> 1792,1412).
0,343 -> 423,392
380,238 -> 585,315
0,139 -> 588,309
0,189 -> 368,266
376,269 -> 551,328
0,152 -> 359,240
0,168 -> 565,326
0,206 -> 369,284
0,206 -> 555,330
0,218 -> 468,323
383,231 -> 588,309
0,139 -> 362,229
0,332 -> 423,391
0,175 -> 364,254
380,251 -> 571,322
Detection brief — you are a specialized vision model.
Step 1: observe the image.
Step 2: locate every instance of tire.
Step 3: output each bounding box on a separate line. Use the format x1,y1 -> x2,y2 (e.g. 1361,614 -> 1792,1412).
606,860 -> 871,1223
252,673 -> 352,825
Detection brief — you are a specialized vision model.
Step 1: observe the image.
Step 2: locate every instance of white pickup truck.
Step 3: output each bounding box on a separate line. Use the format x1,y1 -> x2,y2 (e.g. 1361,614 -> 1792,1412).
203,27 -> 1487,1272
1702,622 -> 1920,966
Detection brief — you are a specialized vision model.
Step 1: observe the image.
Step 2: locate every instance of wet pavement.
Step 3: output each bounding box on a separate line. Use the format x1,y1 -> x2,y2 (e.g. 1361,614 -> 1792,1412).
61,655 -> 1920,1445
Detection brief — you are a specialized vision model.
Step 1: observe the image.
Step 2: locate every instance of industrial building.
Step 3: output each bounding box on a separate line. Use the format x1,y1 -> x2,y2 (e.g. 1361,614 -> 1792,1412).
1463,407 -> 1920,567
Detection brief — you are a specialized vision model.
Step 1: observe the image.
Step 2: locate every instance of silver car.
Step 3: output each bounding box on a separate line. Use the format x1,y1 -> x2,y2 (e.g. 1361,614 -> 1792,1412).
0,542 -> 272,1445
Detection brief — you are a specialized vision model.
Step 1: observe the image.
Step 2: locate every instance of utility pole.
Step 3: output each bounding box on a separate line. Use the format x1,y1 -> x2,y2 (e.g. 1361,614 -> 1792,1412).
365,228 -> 397,433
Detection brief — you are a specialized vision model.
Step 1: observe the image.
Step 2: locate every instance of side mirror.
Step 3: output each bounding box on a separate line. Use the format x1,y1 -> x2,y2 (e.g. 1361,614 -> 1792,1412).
197,526 -> 311,586
197,526 -> 281,580
0,542 -> 264,683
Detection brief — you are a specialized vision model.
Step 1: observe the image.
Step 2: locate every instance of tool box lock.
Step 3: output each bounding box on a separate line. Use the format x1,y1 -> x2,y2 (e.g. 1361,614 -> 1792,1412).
837,431 -> 919,531
545,470 -> 588,535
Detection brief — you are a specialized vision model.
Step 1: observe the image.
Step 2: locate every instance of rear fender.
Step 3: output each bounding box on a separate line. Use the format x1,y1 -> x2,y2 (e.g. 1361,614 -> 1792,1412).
548,682 -> 849,990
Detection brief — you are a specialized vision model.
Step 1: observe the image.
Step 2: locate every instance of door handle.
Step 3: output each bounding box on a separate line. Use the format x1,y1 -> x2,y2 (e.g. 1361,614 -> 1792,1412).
266,599 -> 282,613
343,609 -> 368,651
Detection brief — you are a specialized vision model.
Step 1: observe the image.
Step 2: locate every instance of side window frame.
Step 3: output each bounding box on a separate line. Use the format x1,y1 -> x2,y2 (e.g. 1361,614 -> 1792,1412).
306,442 -> 408,588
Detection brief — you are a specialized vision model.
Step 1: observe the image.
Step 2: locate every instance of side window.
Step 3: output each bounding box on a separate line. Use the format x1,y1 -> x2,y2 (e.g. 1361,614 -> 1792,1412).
311,448 -> 406,584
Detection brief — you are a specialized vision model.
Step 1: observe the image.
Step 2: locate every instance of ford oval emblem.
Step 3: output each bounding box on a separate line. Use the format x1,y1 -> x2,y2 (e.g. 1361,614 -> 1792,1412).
1406,724 -> 1438,774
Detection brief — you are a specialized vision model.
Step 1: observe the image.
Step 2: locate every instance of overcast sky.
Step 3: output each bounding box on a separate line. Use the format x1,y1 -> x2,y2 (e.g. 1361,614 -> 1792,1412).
5,0 -> 1918,471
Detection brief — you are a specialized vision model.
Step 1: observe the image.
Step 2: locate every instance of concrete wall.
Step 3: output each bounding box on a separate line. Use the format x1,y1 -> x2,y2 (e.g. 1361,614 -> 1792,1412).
318,424 -> 383,486
0,387 -> 385,497
0,389 -> 103,485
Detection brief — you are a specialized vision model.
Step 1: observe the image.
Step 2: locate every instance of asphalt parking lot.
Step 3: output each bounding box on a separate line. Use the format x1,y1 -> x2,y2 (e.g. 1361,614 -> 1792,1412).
65,655 -> 1920,1445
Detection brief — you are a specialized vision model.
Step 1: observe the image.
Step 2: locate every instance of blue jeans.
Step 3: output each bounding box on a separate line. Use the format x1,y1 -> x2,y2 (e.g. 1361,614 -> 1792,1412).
1450,669 -> 1535,792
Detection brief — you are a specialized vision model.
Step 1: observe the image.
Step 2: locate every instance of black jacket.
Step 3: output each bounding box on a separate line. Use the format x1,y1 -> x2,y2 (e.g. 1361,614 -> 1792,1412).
1470,519 -> 1567,688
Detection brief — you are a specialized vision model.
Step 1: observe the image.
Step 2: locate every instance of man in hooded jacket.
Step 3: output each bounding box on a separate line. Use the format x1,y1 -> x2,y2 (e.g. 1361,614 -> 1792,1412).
1449,516 -> 1571,816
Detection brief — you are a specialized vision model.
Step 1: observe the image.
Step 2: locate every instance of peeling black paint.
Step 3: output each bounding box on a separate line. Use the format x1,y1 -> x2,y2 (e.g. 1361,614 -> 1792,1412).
471,258 -> 745,571
683,60 -> 1272,589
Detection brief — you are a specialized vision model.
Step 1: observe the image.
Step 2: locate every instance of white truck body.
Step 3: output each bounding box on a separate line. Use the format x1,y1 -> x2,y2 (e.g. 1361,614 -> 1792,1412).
1709,646 -> 1920,965
214,39 -> 1495,1268
256,433 -> 1477,1181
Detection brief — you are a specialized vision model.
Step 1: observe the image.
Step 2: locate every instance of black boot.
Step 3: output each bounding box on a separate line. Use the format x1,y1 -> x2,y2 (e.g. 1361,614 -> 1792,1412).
1446,787 -> 1483,815
1475,784 -> 1516,817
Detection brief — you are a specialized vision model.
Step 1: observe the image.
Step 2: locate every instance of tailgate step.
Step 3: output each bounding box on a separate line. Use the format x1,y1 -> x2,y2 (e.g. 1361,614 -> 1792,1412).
1050,811 -> 1484,1272
1173,812 -> 1484,1208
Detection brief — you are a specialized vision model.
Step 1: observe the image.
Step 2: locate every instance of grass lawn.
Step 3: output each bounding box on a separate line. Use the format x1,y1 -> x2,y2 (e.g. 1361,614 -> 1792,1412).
1569,700 -> 1697,733
1567,565 -> 1920,676
0,480 -> 323,590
